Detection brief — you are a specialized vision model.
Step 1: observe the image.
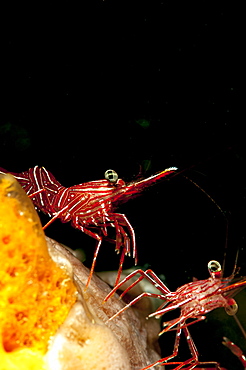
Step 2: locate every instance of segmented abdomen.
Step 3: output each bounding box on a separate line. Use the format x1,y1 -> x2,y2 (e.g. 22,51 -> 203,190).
0,166 -> 65,216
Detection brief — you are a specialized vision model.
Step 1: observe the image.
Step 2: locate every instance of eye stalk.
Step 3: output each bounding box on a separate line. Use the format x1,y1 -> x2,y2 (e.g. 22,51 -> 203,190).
208,260 -> 222,279
104,169 -> 119,184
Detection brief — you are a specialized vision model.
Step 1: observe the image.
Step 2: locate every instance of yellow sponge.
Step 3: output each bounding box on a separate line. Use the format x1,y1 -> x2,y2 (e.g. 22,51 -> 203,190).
0,174 -> 77,370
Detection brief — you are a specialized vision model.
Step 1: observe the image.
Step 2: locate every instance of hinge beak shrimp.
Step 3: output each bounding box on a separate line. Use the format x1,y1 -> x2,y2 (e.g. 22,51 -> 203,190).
104,260 -> 246,370
0,165 -> 177,288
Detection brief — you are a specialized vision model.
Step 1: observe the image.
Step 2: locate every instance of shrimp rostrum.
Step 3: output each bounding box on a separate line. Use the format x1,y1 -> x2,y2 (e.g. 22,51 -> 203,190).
104,260 -> 246,370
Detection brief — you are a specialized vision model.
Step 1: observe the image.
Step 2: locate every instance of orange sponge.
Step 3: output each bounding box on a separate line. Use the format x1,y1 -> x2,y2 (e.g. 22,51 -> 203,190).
0,174 -> 77,370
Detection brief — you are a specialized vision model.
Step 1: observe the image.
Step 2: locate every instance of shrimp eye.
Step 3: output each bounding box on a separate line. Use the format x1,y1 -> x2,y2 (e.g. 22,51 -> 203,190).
105,169 -> 118,183
208,260 -> 221,273
208,260 -> 222,278
225,299 -> 238,315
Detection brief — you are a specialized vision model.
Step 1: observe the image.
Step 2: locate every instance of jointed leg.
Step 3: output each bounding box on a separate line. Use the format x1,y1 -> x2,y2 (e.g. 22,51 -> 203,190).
140,324 -> 183,370
114,247 -> 127,287
42,204 -> 69,230
110,213 -> 137,262
104,268 -> 170,302
106,291 -> 167,322
72,218 -> 103,289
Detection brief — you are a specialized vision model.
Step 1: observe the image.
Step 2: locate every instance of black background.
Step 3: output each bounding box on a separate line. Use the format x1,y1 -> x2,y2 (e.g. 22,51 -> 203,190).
0,2 -> 245,369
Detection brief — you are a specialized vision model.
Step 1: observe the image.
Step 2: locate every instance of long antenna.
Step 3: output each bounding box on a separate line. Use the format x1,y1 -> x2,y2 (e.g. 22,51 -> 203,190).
183,175 -> 226,216
184,175 -> 246,345
233,314 -> 246,340
183,175 -> 230,274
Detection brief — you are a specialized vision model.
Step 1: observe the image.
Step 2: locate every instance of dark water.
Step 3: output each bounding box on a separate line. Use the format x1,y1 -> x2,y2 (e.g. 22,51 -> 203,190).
0,3 -> 245,368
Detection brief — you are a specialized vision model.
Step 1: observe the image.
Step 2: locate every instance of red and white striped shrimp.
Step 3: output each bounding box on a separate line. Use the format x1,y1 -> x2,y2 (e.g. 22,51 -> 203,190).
103,260 -> 246,369
0,165 -> 177,287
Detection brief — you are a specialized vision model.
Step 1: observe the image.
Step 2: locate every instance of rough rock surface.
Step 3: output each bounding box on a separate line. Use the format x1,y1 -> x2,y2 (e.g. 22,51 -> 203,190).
47,237 -> 161,370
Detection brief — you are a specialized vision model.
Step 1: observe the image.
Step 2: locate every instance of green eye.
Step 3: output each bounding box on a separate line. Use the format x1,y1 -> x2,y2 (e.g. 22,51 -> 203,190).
104,169 -> 118,183
208,260 -> 221,273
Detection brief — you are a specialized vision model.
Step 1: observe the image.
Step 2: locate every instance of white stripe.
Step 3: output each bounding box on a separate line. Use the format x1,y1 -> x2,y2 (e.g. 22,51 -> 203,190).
71,187 -> 114,193
33,166 -> 44,207
42,167 -> 60,187
57,188 -> 68,208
